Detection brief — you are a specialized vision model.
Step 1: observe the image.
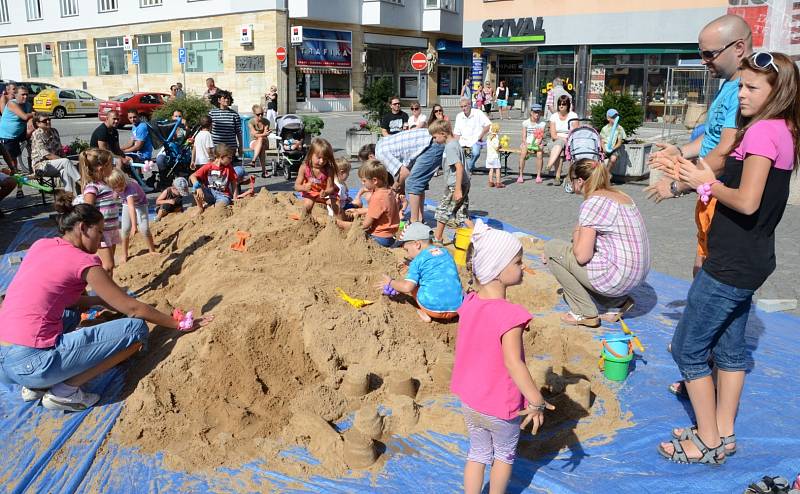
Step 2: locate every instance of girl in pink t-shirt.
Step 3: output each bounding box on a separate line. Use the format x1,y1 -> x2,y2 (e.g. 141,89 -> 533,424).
450,219 -> 554,494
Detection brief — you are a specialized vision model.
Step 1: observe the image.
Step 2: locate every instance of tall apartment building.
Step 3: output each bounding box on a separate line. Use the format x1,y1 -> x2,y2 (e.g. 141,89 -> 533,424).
0,0 -> 468,112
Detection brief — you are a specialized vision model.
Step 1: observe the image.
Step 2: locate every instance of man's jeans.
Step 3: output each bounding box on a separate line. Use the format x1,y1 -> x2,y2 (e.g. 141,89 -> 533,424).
467,142 -> 482,172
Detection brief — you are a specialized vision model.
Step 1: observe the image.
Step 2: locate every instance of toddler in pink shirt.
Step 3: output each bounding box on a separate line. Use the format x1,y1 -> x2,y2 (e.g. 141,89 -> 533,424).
450,219 -> 554,494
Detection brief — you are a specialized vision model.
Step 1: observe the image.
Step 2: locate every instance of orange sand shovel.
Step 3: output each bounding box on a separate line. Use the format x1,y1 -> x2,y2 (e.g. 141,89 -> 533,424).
230,231 -> 251,252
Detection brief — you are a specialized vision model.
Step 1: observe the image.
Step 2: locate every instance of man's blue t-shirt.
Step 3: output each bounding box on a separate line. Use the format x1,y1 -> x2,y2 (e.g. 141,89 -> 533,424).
699,78 -> 739,158
405,246 -> 463,312
129,121 -> 153,162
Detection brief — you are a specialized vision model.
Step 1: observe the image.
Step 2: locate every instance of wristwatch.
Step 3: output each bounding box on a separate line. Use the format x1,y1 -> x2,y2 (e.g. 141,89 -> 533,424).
669,180 -> 684,198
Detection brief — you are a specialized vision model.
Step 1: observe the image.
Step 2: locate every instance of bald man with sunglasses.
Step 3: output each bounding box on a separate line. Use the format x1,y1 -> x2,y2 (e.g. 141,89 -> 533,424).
648,14 -> 753,203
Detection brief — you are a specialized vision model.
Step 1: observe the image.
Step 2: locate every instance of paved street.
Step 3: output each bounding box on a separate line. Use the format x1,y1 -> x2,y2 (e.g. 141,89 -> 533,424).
2,111 -> 797,313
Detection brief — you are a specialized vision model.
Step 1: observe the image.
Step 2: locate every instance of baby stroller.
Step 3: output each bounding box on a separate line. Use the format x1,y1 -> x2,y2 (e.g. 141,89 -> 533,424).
563,118 -> 604,193
144,117 -> 194,190
274,114 -> 306,180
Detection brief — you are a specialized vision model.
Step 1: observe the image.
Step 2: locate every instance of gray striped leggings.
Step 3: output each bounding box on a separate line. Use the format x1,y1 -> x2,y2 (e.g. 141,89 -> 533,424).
462,403 -> 521,465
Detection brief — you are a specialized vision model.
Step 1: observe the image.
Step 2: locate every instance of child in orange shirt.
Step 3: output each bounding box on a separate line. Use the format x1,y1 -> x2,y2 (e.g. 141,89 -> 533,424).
340,159 -> 399,247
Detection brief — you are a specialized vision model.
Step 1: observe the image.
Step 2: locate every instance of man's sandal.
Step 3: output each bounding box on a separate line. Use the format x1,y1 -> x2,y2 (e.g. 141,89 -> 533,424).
657,427 -> 726,465
599,297 -> 635,323
745,476 -> 791,493
671,426 -> 737,456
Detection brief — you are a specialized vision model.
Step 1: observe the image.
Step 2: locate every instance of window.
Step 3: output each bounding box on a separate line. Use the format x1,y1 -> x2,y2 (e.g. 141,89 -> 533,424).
364,0 -> 403,4
60,0 -> 78,16
96,37 -> 127,76
140,94 -> 159,104
183,28 -> 223,73
26,0 -> 42,20
98,0 -> 117,12
59,40 -> 88,77
425,0 -> 457,11
0,0 -> 10,24
26,44 -> 53,78
140,0 -> 162,6
59,90 -> 77,100
137,33 -> 172,74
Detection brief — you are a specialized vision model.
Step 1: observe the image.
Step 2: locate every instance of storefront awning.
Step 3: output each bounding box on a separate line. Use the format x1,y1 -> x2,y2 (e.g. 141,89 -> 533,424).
296,67 -> 351,75
592,45 -> 698,55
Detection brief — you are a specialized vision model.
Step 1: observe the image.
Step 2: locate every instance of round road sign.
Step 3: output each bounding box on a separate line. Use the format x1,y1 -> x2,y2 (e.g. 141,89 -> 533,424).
410,52 -> 427,71
276,47 -> 287,62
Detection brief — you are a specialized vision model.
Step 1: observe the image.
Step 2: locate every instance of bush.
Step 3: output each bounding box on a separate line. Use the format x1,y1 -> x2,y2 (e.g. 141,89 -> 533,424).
302,115 -> 324,137
152,94 -> 212,128
360,77 -> 394,125
590,92 -> 644,137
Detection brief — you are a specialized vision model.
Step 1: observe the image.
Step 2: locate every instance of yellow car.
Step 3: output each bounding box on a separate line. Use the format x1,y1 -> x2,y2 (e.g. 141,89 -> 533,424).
33,88 -> 101,119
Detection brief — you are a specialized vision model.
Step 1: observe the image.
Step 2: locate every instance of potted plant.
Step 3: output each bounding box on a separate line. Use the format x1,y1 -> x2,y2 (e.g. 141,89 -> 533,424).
591,92 -> 650,179
301,115 -> 324,145
346,78 -> 393,156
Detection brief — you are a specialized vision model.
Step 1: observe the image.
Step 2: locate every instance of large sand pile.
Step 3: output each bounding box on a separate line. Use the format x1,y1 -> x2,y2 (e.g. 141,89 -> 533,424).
109,190 -> 632,479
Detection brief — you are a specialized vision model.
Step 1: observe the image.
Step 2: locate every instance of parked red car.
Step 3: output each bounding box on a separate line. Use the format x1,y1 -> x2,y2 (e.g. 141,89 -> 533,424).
98,92 -> 170,126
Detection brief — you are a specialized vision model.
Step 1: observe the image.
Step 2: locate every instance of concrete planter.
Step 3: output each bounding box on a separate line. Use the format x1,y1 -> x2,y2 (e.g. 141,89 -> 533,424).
612,143 -> 653,180
346,129 -> 379,157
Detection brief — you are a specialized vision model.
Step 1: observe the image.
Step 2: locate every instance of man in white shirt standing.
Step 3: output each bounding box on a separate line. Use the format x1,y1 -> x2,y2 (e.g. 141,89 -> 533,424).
453,97 -> 491,172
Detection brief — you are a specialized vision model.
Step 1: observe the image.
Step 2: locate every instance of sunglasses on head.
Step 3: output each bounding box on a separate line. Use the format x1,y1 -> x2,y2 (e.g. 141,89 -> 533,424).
751,51 -> 779,73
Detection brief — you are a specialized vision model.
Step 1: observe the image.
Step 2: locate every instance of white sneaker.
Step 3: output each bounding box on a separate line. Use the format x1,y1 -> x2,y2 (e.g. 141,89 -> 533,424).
21,387 -> 47,402
41,387 -> 100,412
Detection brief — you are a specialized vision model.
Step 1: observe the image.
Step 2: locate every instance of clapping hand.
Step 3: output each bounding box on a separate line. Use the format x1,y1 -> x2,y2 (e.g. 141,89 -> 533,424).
678,157 -> 715,190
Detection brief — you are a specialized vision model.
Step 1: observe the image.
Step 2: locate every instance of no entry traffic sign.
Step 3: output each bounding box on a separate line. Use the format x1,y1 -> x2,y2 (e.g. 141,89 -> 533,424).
276,47 -> 287,62
410,52 -> 427,71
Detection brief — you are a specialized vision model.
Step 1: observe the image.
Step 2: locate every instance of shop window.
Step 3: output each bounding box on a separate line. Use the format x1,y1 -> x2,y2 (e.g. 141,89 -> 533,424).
26,43 -> 53,78
60,0 -> 78,16
183,28 -> 223,73
96,37 -> 127,76
296,72 -> 306,102
59,40 -> 88,77
0,0 -> 10,24
98,0 -> 117,12
400,75 -> 420,99
323,74 -> 350,98
137,33 -> 172,74
309,74 -> 321,98
140,0 -> 162,6
26,0 -> 42,20
438,66 -> 469,96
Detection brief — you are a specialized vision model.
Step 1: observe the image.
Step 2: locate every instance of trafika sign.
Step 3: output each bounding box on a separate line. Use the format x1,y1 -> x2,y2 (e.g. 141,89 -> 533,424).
480,17 -> 546,44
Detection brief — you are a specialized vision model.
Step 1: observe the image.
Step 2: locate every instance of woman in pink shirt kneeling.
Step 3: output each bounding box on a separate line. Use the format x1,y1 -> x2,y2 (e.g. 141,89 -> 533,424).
543,159 -> 651,328
0,192 -> 212,412
451,219 -> 554,494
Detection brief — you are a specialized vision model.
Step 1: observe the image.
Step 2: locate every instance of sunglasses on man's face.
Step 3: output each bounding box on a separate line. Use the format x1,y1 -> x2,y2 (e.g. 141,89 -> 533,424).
39,119 -> 51,124
391,102 -> 400,106
255,113 -> 264,116
698,38 -> 742,61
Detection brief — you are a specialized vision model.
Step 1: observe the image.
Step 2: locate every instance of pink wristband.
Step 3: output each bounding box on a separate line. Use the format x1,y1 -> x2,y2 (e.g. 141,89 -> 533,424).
696,180 -> 721,205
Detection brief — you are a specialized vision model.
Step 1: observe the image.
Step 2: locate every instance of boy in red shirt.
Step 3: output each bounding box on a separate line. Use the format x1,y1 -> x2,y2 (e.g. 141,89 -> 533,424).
189,143 -> 251,213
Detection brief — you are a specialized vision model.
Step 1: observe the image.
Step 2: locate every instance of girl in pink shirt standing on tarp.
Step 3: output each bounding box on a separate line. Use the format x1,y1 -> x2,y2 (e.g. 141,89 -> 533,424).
450,219 -> 554,494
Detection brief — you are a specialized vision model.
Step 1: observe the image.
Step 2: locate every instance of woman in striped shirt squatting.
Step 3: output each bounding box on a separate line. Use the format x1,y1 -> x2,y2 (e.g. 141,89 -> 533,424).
542,159 -> 651,327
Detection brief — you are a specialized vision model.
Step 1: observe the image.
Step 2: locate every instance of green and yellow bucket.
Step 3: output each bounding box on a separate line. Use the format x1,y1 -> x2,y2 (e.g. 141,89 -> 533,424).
452,227 -> 473,266
599,338 -> 634,382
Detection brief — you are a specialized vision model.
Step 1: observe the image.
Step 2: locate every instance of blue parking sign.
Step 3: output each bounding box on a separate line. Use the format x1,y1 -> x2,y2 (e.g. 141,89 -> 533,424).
178,47 -> 186,65
131,49 -> 139,65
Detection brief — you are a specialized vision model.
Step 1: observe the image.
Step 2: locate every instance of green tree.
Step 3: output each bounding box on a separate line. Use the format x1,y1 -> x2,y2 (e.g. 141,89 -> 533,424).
302,115 -> 324,137
590,92 -> 644,137
359,77 -> 395,125
152,94 -> 212,128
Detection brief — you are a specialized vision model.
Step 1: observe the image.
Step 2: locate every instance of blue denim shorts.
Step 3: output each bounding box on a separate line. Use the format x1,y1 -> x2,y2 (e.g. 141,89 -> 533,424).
405,142 -> 445,195
670,269 -> 754,381
370,235 -> 395,247
202,187 -> 232,206
0,309 -> 149,389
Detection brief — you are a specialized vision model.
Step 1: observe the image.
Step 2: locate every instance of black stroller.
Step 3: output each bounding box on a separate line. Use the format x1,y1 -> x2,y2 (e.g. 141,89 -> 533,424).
274,114 -> 306,180
144,117 -> 195,190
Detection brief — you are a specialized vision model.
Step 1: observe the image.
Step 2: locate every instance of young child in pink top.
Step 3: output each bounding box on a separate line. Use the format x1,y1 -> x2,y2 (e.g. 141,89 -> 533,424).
450,219 -> 554,494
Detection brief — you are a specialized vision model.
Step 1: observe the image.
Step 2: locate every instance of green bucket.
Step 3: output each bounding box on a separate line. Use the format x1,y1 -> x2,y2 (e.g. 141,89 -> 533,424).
602,351 -> 633,381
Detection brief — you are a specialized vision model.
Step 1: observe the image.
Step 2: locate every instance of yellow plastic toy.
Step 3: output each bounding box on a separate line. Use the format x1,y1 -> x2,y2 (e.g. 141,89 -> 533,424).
335,287 -> 374,309
620,318 -> 645,353
499,135 -> 510,149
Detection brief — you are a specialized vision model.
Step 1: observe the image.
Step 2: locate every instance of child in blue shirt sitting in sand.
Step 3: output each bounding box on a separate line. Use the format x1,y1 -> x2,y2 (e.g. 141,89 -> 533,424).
377,222 -> 463,322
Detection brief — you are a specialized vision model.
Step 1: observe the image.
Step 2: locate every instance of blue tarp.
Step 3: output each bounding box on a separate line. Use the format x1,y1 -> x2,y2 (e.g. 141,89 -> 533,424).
1,209 -> 799,493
